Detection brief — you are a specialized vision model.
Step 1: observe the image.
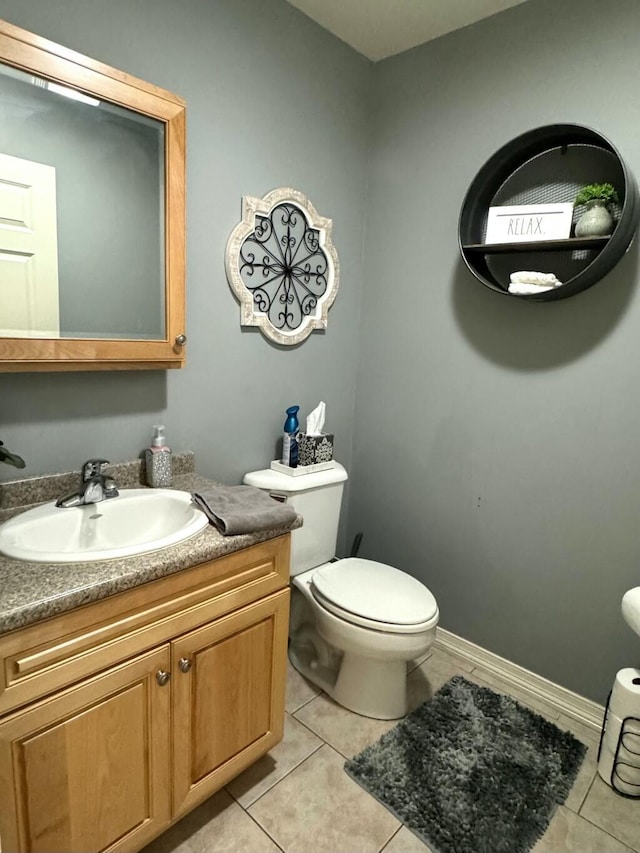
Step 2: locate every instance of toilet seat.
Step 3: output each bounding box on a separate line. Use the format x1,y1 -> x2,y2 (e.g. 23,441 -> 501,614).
310,558 -> 439,635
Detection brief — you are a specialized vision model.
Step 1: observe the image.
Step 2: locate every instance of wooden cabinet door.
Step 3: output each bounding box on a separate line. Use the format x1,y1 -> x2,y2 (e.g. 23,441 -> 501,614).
0,646 -> 171,853
172,588 -> 289,816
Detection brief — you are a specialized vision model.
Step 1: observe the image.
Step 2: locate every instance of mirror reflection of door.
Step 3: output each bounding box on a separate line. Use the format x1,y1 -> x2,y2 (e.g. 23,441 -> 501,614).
0,151 -> 59,337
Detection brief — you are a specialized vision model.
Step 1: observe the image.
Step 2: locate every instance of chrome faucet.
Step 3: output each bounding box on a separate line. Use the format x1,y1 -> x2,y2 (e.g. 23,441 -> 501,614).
56,458 -> 119,508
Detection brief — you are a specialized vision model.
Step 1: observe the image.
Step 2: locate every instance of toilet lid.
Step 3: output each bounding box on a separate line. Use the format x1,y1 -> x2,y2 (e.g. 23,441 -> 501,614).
311,558 -> 438,628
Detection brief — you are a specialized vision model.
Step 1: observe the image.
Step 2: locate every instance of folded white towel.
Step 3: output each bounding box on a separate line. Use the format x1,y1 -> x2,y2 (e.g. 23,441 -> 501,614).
510,271 -> 562,287
508,282 -> 555,295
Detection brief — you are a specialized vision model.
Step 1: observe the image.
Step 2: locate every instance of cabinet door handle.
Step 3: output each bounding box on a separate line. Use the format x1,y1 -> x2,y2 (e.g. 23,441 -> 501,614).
156,669 -> 171,686
178,657 -> 192,673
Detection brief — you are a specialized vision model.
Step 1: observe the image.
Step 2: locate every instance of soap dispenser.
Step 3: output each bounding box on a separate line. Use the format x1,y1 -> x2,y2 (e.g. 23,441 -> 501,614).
145,425 -> 172,487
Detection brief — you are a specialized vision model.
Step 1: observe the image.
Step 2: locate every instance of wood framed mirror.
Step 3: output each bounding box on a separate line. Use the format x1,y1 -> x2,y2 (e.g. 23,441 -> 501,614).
0,18 -> 186,371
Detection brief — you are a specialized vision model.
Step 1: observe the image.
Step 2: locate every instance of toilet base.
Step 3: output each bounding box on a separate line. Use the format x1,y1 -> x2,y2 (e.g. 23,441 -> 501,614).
332,652 -> 407,719
288,645 -> 408,720
288,574 -> 437,720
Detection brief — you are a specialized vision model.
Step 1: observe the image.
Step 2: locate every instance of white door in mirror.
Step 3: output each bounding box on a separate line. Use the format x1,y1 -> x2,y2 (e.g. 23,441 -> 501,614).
0,489 -> 208,563
0,152 -> 60,338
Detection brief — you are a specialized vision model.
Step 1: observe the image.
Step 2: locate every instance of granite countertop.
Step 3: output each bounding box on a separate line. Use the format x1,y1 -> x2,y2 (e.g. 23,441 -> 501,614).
0,453 -> 300,637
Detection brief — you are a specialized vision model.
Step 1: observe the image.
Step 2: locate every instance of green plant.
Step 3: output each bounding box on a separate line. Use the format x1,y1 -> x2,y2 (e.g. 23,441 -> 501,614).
574,182 -> 619,208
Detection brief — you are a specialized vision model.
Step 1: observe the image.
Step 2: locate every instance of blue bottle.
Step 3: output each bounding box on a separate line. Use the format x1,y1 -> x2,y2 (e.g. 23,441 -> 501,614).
282,405 -> 300,467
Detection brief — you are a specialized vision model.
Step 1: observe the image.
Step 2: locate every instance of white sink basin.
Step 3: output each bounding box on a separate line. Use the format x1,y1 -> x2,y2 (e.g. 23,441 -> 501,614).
0,489 -> 209,563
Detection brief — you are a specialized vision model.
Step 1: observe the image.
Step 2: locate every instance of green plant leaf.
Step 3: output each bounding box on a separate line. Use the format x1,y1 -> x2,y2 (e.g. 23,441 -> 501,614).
574,182 -> 619,207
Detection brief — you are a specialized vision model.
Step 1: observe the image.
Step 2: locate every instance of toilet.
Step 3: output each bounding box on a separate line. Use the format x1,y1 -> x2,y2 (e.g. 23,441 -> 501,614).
243,461 -> 439,720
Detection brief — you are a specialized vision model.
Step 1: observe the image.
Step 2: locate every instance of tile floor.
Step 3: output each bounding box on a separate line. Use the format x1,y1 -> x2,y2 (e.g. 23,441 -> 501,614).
143,645 -> 640,853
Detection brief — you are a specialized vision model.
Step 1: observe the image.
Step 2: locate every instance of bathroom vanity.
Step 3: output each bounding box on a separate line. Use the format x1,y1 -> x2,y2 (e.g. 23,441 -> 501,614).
0,461 -> 293,853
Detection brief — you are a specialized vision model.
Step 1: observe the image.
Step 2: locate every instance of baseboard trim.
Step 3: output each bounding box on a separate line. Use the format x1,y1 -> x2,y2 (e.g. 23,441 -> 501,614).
435,627 -> 605,734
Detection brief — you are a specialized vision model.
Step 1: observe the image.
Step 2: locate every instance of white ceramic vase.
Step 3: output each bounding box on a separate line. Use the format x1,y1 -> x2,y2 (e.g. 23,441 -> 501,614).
575,200 -> 613,238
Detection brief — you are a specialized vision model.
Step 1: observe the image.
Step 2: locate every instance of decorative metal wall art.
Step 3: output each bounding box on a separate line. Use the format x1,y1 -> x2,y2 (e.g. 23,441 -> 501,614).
225,187 -> 339,345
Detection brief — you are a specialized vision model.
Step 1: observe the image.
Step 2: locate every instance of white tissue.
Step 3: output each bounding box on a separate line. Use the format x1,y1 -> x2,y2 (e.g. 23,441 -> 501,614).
306,401 -> 326,436
598,670 -> 640,793
609,668 -> 640,720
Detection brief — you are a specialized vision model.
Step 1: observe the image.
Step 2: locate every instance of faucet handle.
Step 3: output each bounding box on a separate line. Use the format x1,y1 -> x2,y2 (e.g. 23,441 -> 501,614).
81,458 -> 110,481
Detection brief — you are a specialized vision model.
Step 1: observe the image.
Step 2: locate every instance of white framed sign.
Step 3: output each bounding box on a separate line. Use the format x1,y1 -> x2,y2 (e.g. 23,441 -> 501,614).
485,203 -> 573,244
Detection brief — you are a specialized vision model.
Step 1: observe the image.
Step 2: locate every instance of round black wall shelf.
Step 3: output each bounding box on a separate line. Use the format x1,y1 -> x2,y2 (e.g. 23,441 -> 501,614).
458,124 -> 640,300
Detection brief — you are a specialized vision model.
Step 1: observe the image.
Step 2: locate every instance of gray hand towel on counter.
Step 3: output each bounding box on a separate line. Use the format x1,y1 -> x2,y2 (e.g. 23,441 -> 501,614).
192,485 -> 297,536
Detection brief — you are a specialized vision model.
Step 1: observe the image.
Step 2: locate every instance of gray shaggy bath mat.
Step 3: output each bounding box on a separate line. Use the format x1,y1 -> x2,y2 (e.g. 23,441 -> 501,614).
345,675 -> 587,853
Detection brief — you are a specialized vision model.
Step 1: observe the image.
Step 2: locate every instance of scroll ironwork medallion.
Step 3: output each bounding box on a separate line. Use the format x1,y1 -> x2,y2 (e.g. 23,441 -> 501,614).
225,187 -> 339,345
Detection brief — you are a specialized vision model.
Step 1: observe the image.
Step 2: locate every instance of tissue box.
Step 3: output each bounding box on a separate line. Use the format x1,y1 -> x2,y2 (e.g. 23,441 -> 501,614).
298,433 -> 334,466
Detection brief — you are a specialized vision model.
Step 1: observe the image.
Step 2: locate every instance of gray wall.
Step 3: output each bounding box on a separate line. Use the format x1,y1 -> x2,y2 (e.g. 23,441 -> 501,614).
0,0 -> 371,562
349,0 -> 640,703
1,0 -> 638,705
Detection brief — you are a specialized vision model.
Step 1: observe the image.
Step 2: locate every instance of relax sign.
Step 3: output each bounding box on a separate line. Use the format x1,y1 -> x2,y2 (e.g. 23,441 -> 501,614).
485,203 -> 573,244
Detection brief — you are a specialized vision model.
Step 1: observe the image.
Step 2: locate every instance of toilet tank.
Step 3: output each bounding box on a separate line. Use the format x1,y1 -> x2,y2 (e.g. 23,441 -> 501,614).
243,462 -> 348,575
